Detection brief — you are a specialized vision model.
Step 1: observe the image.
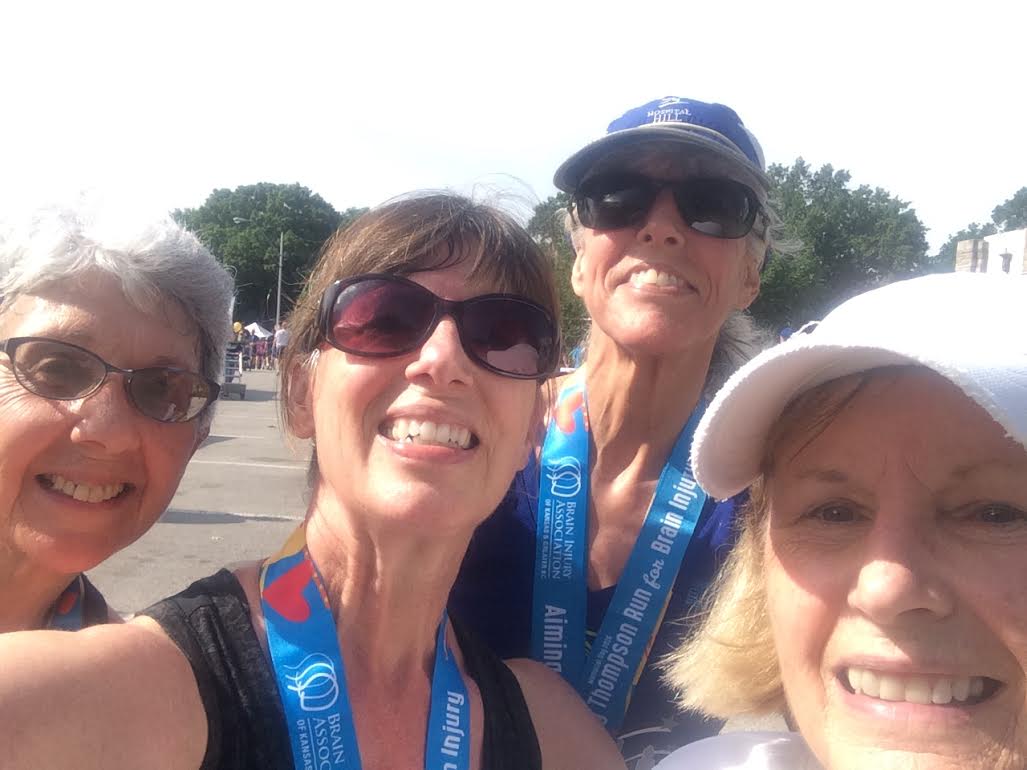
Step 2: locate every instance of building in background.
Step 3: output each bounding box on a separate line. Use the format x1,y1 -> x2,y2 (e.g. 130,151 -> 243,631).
955,228 -> 1027,275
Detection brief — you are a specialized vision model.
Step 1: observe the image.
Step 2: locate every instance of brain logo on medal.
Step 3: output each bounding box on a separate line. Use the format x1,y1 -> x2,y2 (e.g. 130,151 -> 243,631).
547,456 -> 582,498
285,653 -> 341,712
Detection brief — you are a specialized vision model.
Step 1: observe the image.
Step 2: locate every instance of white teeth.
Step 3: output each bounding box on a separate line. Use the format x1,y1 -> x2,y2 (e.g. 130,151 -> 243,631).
931,678 -> 953,704
847,668 -> 861,692
903,677 -> 932,705
847,667 -> 987,706
44,474 -> 125,503
952,678 -> 971,702
860,669 -> 880,697
630,268 -> 684,289
384,420 -> 473,449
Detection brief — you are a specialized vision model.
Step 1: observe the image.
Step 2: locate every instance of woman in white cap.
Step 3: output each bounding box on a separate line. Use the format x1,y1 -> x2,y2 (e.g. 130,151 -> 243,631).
659,272 -> 1027,769
451,96 -> 781,765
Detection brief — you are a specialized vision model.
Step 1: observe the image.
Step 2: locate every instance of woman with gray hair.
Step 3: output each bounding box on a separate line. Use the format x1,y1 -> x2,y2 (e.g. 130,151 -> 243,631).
451,96 -> 778,765
0,207 -> 233,631
659,273 -> 1027,769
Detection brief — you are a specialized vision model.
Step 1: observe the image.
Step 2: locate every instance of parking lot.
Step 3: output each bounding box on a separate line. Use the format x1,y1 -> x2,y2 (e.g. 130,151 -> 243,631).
88,369 -> 309,612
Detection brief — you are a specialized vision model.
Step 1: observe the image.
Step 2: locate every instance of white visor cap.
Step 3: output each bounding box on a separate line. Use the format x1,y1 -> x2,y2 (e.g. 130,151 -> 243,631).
692,272 -> 1027,500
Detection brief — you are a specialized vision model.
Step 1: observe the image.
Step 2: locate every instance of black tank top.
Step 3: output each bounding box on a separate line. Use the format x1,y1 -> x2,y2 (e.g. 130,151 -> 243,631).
143,570 -> 542,770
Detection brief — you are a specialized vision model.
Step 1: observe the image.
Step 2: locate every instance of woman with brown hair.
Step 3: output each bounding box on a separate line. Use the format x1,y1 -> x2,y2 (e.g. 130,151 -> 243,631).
0,193 -> 624,770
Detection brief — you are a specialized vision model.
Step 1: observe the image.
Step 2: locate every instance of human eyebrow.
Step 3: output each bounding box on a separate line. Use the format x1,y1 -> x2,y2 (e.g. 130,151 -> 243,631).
788,467 -> 851,484
948,460 -> 1025,480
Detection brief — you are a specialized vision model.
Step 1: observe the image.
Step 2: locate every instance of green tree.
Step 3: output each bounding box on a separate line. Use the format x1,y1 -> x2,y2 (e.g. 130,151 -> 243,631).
173,183 -> 367,322
527,193 -> 590,353
751,159 -> 931,328
992,186 -> 1027,232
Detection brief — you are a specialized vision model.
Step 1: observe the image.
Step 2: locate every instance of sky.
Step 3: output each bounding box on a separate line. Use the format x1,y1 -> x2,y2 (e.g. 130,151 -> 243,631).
2,0 -> 1025,253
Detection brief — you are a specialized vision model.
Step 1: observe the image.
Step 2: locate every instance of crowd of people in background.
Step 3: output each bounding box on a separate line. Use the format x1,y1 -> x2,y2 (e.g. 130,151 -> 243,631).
0,95 -> 1023,770
235,322 -> 291,371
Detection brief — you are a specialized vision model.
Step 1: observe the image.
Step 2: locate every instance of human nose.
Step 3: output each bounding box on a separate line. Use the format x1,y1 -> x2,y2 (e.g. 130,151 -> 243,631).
847,513 -> 955,626
636,188 -> 687,247
68,375 -> 144,455
404,316 -> 475,387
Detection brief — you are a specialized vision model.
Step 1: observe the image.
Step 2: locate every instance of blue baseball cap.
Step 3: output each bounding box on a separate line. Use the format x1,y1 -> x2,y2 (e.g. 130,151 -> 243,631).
554,96 -> 769,196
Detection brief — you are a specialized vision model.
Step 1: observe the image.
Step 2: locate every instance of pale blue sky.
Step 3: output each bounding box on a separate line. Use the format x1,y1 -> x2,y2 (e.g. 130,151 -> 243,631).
2,0 -> 1024,252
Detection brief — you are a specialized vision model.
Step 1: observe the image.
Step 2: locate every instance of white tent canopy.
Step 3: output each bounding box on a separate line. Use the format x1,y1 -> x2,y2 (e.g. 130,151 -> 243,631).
245,322 -> 273,338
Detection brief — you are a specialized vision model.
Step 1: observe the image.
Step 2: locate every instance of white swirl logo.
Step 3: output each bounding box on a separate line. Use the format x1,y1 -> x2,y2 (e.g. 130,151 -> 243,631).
285,653 -> 340,712
546,456 -> 582,498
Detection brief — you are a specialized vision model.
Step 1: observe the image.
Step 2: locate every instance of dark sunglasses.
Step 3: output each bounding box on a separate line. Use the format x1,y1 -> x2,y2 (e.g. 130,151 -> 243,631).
0,337 -> 220,423
573,173 -> 766,239
317,274 -> 560,379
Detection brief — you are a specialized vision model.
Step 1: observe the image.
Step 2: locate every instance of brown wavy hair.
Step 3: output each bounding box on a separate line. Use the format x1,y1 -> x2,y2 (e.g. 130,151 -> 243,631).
279,192 -> 561,443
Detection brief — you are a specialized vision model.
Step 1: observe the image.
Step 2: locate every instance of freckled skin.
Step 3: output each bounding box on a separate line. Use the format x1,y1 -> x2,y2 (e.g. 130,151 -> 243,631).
764,369 -> 1027,770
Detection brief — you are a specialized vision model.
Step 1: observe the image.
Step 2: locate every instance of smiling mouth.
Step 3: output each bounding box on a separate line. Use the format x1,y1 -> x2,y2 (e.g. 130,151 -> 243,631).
840,667 -> 1003,706
37,473 -> 130,503
379,418 -> 478,450
628,268 -> 694,291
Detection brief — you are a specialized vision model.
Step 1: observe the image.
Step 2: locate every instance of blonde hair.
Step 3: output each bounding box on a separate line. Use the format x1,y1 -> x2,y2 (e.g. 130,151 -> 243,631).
662,481 -> 785,718
664,372 -> 876,718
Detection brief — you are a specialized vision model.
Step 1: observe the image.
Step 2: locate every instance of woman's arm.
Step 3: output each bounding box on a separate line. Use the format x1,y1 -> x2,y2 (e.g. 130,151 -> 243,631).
0,618 -> 206,770
507,658 -> 627,770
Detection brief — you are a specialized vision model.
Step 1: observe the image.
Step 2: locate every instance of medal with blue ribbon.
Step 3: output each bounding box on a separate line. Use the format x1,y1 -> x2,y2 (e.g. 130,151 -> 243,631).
260,526 -> 470,770
47,574 -> 85,630
532,376 -> 708,732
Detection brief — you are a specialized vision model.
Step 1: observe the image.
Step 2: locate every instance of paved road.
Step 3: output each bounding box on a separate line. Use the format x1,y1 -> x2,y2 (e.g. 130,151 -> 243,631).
88,369 -> 310,613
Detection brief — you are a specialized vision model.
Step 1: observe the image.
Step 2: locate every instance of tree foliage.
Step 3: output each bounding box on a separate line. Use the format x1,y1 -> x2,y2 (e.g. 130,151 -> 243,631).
173,183 -> 367,322
750,159 -> 931,328
991,186 -> 1027,232
526,193 -> 590,351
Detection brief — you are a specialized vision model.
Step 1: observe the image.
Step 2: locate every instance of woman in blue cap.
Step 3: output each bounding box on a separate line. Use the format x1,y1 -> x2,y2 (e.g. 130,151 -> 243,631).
452,96 -> 781,766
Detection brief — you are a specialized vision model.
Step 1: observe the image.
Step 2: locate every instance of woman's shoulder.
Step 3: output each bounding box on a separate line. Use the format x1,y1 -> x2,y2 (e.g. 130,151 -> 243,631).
655,731 -> 821,770
139,565 -> 292,769
504,657 -> 625,770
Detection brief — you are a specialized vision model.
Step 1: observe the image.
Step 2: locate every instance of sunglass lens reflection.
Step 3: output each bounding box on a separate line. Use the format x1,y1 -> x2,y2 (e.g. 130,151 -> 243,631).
13,339 -> 105,399
130,369 -> 211,423
332,281 -> 436,355
462,300 -> 549,376
675,180 -> 755,238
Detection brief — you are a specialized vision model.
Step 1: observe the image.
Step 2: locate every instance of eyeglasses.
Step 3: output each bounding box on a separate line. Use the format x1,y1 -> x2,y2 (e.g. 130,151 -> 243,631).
0,337 -> 220,423
573,173 -> 766,239
317,274 -> 559,379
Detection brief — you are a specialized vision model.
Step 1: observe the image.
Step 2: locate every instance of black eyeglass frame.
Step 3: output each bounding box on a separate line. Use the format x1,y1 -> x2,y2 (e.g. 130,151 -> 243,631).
0,336 -> 221,423
572,174 -> 770,241
317,273 -> 561,380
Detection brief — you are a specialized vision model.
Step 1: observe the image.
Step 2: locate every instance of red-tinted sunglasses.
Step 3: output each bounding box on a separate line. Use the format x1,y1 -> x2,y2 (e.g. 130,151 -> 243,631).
317,274 -> 559,379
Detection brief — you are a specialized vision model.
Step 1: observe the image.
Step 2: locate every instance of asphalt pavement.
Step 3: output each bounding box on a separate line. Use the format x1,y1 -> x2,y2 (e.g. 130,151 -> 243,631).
88,369 -> 310,613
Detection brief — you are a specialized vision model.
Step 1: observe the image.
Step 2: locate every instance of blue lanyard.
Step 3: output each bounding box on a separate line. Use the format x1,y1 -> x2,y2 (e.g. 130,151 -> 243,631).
47,575 -> 85,630
260,527 -> 470,770
532,378 -> 708,731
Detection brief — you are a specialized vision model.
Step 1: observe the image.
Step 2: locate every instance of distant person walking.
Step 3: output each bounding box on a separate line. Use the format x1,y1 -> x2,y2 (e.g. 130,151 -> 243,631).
272,322 -> 290,369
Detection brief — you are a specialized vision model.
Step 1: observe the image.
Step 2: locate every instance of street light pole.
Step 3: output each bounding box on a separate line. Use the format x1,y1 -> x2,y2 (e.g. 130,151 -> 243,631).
276,230 -> 283,327
232,214 -> 285,327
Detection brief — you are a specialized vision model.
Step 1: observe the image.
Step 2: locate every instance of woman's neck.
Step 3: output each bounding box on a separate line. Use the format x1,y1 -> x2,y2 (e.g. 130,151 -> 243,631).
582,331 -> 714,472
0,551 -> 75,633
303,498 -> 471,690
